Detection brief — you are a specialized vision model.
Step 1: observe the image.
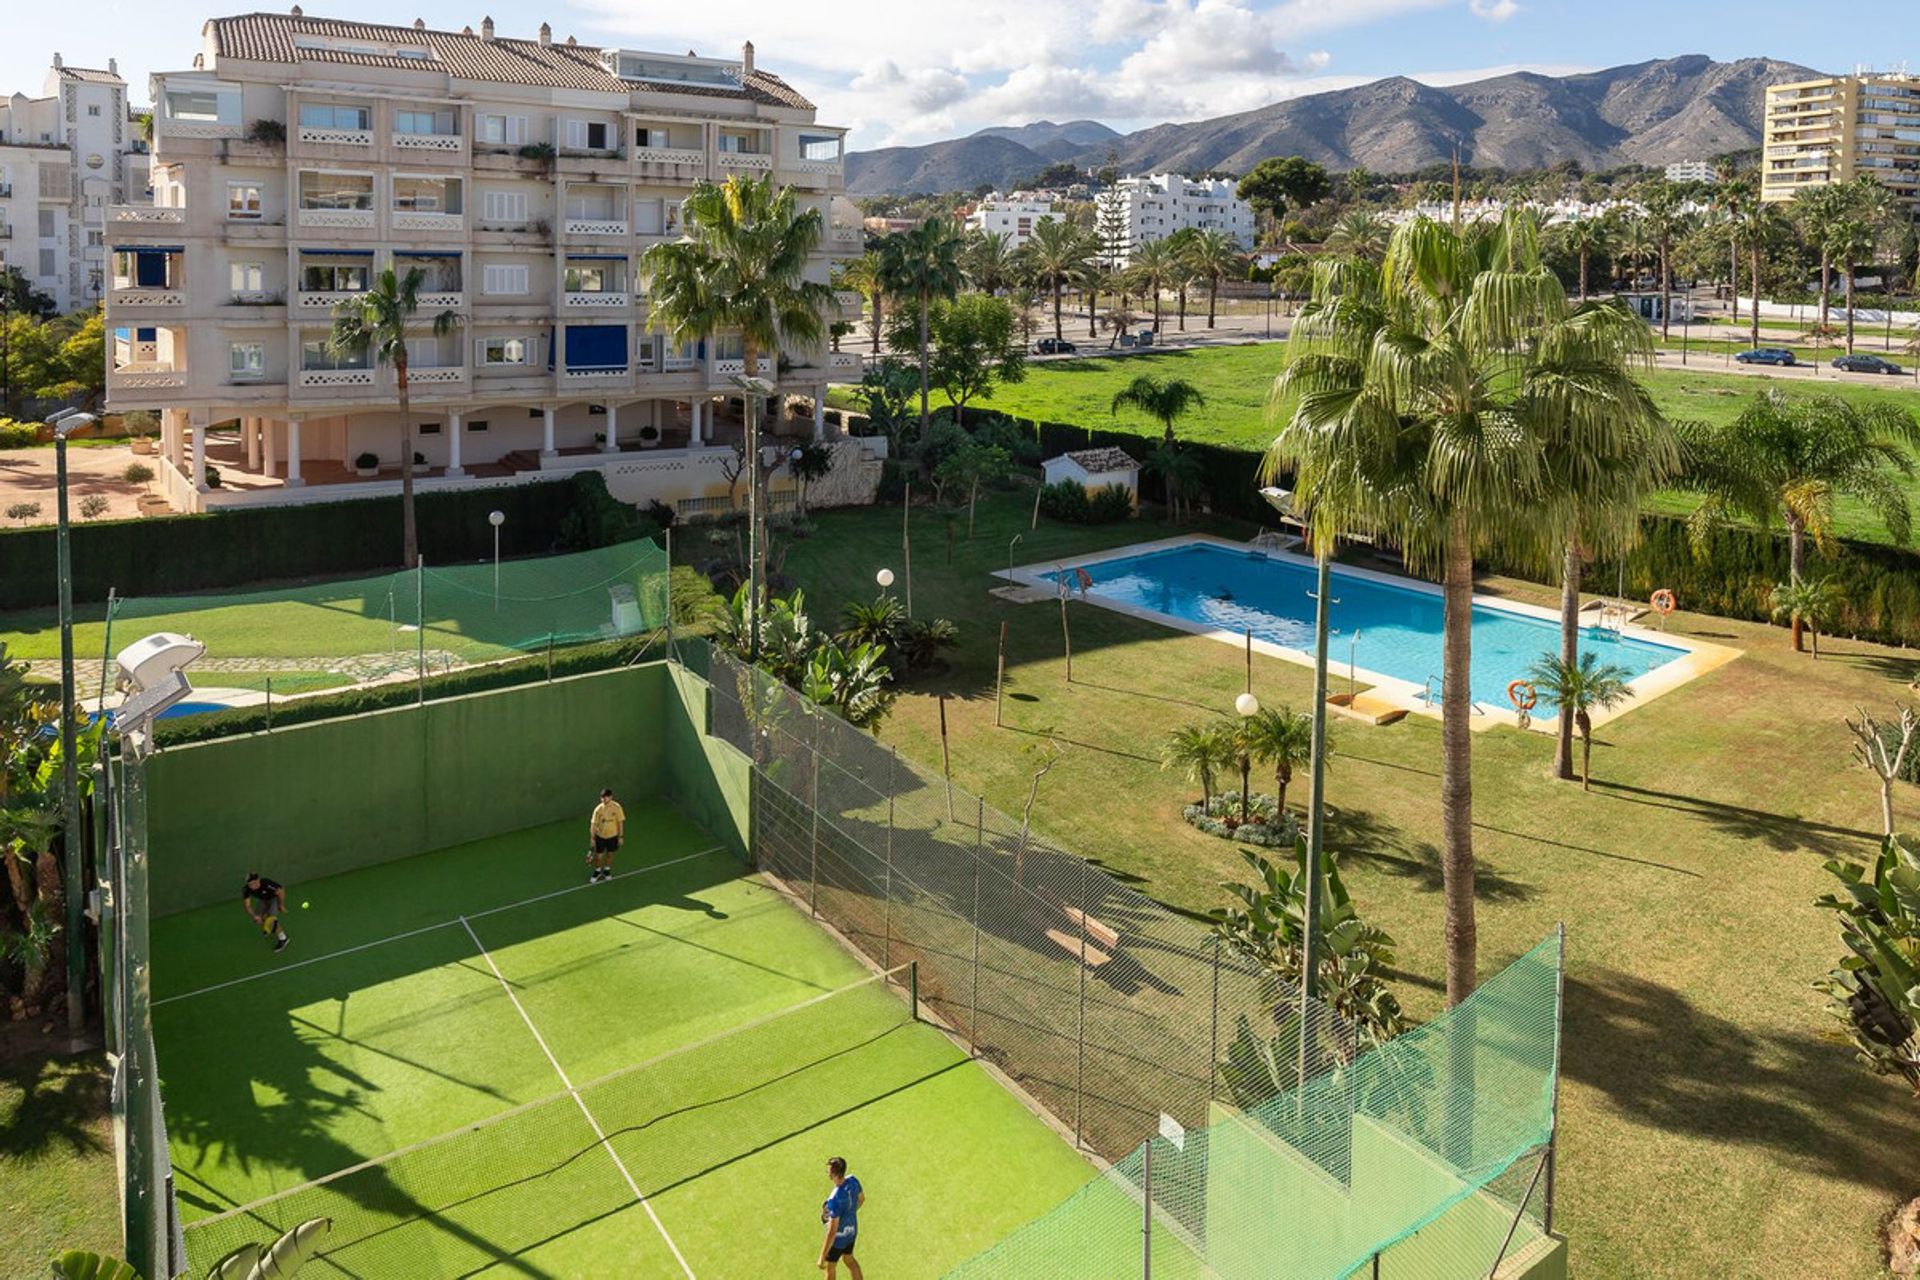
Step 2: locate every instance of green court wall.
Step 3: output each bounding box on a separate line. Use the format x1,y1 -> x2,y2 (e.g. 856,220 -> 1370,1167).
146,664 -> 670,916
1203,1101 -> 1351,1280
664,664 -> 751,862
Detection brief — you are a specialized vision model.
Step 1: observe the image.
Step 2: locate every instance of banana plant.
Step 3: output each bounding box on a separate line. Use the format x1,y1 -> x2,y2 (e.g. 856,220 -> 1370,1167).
49,1217 -> 332,1280
1816,836 -> 1920,1091
50,1254 -> 139,1280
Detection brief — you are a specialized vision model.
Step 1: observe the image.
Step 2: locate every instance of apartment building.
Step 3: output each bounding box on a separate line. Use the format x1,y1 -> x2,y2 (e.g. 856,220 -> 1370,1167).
1663,160 -> 1715,184
964,191 -> 1062,247
107,10 -> 866,515
1762,72 -> 1920,212
1094,174 -> 1254,265
0,54 -> 149,313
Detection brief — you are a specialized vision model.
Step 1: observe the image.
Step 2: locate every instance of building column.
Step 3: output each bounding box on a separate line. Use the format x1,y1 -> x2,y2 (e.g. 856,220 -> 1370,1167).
689,399 -> 703,446
263,419 -> 278,478
602,402 -> 619,452
541,405 -> 556,456
446,411 -> 464,476
245,416 -> 262,471
188,410 -> 208,491
286,418 -> 304,486
812,392 -> 826,441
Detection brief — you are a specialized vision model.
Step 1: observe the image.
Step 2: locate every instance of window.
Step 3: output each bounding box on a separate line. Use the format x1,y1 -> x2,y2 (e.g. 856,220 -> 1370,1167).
300,339 -> 369,371
481,189 -> 529,224
634,333 -> 658,369
634,198 -> 663,234
38,209 -> 55,237
475,113 -> 527,146
39,249 -> 55,276
298,103 -> 371,132
87,230 -> 104,247
564,264 -> 615,293
87,105 -> 101,118
482,263 -> 529,295
298,172 -> 373,210
714,334 -> 744,359
479,336 -> 529,365
301,261 -> 368,292
468,419 -> 489,432
418,421 -> 442,434
230,261 -> 265,294
564,119 -> 611,151
634,126 -> 661,149
229,342 -> 266,378
798,134 -> 841,161
227,182 -> 264,219
164,89 -> 224,122
717,131 -> 759,154
393,176 -> 461,214
394,109 -> 457,136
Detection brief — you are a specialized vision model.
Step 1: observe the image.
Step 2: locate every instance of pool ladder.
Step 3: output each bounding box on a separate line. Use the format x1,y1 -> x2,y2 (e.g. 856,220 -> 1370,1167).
1421,675 -> 1488,716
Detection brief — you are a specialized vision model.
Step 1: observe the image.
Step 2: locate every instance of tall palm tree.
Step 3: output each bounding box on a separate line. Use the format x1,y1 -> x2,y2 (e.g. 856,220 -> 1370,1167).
1269,212 -> 1643,1006
1143,441 -> 1203,523
878,217 -> 966,436
963,229 -> 1017,295
1185,229 -> 1246,328
1641,182 -> 1692,340
1557,213 -> 1615,301
1615,214 -> 1656,291
1322,210 -> 1391,262
1161,721 -> 1235,809
1768,576 -> 1845,658
328,267 -> 457,568
1524,652 -> 1632,791
1242,705 -> 1317,813
1793,183 -> 1849,331
1829,217 -> 1877,354
839,249 -> 887,357
1111,373 -> 1206,446
1679,390 -> 1920,648
1019,219 -> 1095,344
1721,182 -> 1785,349
642,173 -> 831,659
1129,239 -> 1176,333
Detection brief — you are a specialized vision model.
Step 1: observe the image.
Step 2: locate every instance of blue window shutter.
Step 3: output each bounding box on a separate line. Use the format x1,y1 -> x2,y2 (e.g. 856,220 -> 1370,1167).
135,327 -> 157,342
564,325 -> 626,370
135,250 -> 170,288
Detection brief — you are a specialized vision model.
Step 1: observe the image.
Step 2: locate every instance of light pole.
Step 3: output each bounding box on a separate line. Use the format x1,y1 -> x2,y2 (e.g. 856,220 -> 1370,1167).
1234,691 -> 1259,823
731,372 -> 777,661
48,407 -> 96,1036
488,510 -> 505,609
875,566 -> 895,601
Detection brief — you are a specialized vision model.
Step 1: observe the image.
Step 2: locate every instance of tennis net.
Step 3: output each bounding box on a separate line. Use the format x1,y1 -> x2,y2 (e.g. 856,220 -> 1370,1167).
179,964 -> 917,1276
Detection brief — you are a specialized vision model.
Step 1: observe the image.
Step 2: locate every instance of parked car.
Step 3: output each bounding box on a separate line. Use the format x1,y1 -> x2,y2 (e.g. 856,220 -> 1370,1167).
1033,338 -> 1078,355
1832,354 -> 1906,376
1734,347 -> 1798,366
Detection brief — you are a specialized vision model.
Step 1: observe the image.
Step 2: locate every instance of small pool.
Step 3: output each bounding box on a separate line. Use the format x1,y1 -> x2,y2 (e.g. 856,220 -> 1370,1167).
1039,541 -> 1692,714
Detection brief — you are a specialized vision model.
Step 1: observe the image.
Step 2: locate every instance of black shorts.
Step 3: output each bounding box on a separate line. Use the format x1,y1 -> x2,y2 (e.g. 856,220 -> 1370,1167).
592,834 -> 620,854
826,1235 -> 856,1262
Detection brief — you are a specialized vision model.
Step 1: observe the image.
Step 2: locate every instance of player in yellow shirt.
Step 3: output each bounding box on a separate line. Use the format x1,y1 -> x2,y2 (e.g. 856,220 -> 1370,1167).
588,787 -> 625,883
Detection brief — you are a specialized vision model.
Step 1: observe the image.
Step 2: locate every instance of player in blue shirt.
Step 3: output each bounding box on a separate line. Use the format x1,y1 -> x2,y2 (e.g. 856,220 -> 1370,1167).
818,1155 -> 864,1277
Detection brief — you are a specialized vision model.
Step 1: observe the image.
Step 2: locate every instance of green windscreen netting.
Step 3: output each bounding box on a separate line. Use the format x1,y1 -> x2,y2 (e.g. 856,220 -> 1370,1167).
89,538 -> 669,693
947,932 -> 1563,1280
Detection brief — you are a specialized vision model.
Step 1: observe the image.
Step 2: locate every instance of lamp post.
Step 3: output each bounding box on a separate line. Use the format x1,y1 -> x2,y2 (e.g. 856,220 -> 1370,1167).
876,566 -> 895,600
731,372 -> 777,661
488,510 -> 505,609
1234,691 -> 1259,824
48,408 -> 96,1036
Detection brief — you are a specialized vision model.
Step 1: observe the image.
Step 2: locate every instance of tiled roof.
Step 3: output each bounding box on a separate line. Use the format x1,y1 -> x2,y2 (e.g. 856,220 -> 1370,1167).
206,12 -> 813,110
57,66 -> 126,84
1061,448 -> 1139,474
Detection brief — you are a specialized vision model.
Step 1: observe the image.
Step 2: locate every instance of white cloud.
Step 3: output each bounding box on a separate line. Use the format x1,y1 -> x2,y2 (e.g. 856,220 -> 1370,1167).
1468,0 -> 1521,20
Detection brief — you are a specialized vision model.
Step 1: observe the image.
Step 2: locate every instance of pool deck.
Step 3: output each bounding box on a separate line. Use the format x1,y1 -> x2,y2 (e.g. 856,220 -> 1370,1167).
1002,533 -> 1742,735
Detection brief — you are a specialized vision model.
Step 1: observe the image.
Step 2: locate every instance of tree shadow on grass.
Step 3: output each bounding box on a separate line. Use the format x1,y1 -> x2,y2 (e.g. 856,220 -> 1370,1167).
1323,804 -> 1536,903
1563,966 -> 1920,1195
1815,646 -> 1920,683
1587,778 -> 1876,857
0,1050 -> 109,1165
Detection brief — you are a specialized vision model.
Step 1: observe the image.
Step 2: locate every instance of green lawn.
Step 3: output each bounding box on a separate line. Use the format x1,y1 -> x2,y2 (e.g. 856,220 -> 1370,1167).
0,1045 -> 121,1271
834,343 -> 1920,547
766,491 -> 1920,1280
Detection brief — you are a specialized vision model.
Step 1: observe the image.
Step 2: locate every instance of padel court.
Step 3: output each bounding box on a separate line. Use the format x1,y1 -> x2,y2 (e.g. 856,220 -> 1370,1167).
132,665 -> 1096,1278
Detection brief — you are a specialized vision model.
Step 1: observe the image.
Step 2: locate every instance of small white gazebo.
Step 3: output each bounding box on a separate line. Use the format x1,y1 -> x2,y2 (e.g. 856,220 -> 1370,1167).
1042,447 -> 1140,502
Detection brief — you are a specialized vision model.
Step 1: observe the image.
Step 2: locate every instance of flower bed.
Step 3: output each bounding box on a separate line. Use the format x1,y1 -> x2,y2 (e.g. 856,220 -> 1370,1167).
1181,792 -> 1300,847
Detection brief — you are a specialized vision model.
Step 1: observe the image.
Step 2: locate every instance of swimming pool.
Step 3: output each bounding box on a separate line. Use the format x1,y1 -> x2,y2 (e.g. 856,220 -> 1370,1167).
1027,538 -> 1703,717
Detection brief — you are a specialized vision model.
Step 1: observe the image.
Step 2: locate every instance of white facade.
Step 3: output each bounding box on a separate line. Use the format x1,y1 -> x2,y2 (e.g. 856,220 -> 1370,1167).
1663,160 -> 1714,183
106,11 -> 865,515
0,55 -> 149,313
1042,447 -> 1138,502
1094,173 -> 1253,264
964,192 -> 1062,247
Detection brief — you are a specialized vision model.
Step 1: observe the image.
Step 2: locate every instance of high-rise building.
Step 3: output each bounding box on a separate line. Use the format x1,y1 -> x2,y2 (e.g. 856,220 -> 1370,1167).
107,10 -> 864,514
1093,174 -> 1253,266
1762,72 -> 1920,211
964,192 -> 1063,248
0,54 -> 150,313
1663,160 -> 1715,184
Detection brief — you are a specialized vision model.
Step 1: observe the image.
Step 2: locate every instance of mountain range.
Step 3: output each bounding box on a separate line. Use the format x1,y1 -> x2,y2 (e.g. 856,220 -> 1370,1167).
844,55 -> 1819,195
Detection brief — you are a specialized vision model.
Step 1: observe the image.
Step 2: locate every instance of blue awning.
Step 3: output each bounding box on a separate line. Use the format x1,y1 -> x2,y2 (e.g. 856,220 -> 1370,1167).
565,254 -> 629,262
564,324 -> 627,370
112,244 -> 183,253
300,248 -> 375,257
396,250 -> 462,258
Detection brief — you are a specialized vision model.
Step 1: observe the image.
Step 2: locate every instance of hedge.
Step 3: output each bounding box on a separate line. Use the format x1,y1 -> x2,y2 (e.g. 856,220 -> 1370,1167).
2,472 -> 644,609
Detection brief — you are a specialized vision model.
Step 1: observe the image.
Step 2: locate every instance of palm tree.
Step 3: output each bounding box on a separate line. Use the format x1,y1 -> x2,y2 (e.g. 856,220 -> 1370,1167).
1006,285 -> 1040,348
878,217 -> 966,436
1110,373 -> 1206,446
1269,212 -> 1645,1005
1185,229 -> 1246,328
328,267 -> 457,568
1616,214 -> 1656,291
839,249 -> 887,357
1678,390 -> 1920,648
1720,182 -> 1785,349
1129,239 -> 1176,333
1524,652 -> 1632,791
963,229 -> 1017,295
1557,213 -> 1615,301
1641,183 -> 1692,340
1768,577 -> 1845,657
1161,721 -> 1235,809
1242,705 -> 1317,813
1016,218 -> 1092,344
1829,217 -> 1877,354
643,173 -> 831,660
1322,210 -> 1391,262
1143,442 -> 1203,523
1793,184 -> 1849,330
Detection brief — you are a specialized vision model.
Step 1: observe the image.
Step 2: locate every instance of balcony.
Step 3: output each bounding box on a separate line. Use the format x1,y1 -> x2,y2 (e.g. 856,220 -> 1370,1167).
109,366 -> 188,392
298,290 -> 366,310
565,218 -> 630,237
566,291 -> 631,309
717,152 -> 773,173
109,287 -> 186,308
298,208 -> 375,230
392,211 -> 465,232
828,352 -> 862,374
407,366 -> 467,385
298,368 -> 376,388
416,292 -> 464,310
393,132 -> 464,154
712,355 -> 774,378
834,290 -> 863,313
297,126 -> 373,146
109,205 -> 186,226
561,366 -> 630,384
633,145 -> 705,167
829,225 -> 862,247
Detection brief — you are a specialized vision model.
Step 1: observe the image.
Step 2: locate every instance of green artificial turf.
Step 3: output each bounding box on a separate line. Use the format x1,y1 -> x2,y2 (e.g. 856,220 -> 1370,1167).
0,1049 -> 122,1270
153,805 -> 1094,1279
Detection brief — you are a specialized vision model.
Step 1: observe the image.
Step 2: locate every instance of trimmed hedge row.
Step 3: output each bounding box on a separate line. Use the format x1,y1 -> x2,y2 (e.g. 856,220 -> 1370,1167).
2,472 -> 640,609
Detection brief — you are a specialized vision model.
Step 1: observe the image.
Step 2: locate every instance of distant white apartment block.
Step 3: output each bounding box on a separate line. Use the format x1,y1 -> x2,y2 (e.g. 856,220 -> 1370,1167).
108,10 -> 867,515
964,191 -> 1062,247
0,54 -> 150,313
1663,160 -> 1715,183
1095,174 -> 1254,264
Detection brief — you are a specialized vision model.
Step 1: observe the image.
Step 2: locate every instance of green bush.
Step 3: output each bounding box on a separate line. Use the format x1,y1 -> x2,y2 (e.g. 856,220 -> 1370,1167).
1087,483 -> 1135,522
0,419 -> 39,448
1038,480 -> 1132,524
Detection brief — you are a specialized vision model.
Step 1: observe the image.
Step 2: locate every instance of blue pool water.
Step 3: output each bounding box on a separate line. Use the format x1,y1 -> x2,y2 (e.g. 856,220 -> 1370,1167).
1057,543 -> 1687,710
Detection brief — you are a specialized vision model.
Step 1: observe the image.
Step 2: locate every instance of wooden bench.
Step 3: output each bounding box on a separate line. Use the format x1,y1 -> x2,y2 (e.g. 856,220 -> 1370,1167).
1045,928 -> 1112,968
1063,907 -> 1121,952
1047,907 -> 1122,968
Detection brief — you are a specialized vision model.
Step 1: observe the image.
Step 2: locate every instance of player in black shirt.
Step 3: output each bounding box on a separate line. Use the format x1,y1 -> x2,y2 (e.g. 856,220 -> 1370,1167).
242,872 -> 290,952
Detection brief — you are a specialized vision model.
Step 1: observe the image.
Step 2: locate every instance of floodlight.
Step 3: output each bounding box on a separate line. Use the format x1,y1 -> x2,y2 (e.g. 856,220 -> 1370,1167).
113,632 -> 205,754
875,568 -> 895,588
1235,692 -> 1261,718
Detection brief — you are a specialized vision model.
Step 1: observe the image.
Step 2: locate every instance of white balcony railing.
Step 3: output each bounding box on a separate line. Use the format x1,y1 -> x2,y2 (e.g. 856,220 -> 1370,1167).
298,208 -> 376,229
830,225 -> 862,245
712,356 -> 774,378
407,366 -> 467,384
662,356 -> 699,372
160,120 -> 242,140
297,290 -> 366,309
393,211 -> 464,232
109,205 -> 185,224
299,368 -> 375,387
565,218 -> 629,236
416,292 -> 464,310
634,146 -> 706,167
793,157 -> 844,177
298,126 -> 374,146
565,291 -> 630,309
393,132 -> 464,153
562,366 -> 628,381
109,288 -> 185,307
717,152 -> 773,171
828,352 -> 861,372
109,368 -> 187,390
834,290 -> 863,312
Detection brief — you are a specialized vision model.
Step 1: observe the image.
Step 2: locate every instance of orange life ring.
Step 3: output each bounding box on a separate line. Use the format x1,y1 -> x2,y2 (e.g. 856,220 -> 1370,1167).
1074,567 -> 1094,591
1507,680 -> 1538,712
1650,588 -> 1677,616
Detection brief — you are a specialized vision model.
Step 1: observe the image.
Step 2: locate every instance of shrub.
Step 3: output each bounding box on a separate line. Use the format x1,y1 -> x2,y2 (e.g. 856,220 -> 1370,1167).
6,502 -> 43,521
1181,792 -> 1300,847
203,464 -> 222,489
1038,480 -> 1132,524
354,452 -> 380,470
122,462 -> 155,488
0,419 -> 39,449
79,494 -> 110,519
1087,483 -> 1135,522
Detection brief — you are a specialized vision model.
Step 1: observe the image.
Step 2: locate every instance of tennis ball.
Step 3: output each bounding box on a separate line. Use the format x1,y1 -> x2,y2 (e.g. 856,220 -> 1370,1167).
301,901 -> 310,909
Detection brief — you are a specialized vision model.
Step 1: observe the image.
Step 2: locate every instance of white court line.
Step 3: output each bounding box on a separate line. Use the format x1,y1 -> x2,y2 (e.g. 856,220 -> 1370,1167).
458,915 -> 696,1280
154,846 -> 727,1007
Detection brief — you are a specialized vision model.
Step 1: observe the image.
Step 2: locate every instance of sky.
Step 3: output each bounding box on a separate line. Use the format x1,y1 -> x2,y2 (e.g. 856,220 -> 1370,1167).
4,0 -> 1915,150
